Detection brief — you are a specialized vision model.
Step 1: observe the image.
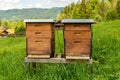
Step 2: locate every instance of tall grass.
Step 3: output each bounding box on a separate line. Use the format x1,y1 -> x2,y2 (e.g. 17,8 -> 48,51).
0,20 -> 120,80
55,29 -> 64,53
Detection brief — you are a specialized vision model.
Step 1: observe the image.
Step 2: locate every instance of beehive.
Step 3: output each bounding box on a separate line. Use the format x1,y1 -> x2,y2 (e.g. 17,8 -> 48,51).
25,19 -> 55,58
62,19 -> 94,59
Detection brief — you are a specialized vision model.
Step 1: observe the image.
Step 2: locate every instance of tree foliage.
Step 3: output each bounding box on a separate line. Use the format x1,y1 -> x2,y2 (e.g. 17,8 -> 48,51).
106,9 -> 117,21
3,21 -> 9,30
0,19 -> 2,26
57,0 -> 119,21
116,0 -> 120,19
15,20 -> 25,36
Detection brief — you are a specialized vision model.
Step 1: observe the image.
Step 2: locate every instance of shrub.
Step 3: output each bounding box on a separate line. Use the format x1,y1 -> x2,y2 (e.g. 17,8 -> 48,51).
116,0 -> 120,19
3,21 -> 9,30
106,10 -> 117,21
15,20 -> 25,36
94,14 -> 103,22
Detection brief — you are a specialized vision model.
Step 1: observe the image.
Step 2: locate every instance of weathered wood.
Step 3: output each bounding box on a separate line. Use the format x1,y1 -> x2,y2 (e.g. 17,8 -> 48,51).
26,31 -> 53,38
65,30 -> 91,38
89,58 -> 93,64
65,39 -> 91,56
65,38 -> 91,46
32,62 -> 36,73
27,55 -> 50,59
55,54 -> 62,58
64,24 -> 91,30
25,57 -> 68,63
66,56 -> 90,60
25,57 -> 92,63
26,21 -> 54,59
24,62 -> 30,72
64,23 -> 92,59
26,23 -> 52,31
27,38 -> 51,55
65,48 -> 90,56
50,39 -> 55,57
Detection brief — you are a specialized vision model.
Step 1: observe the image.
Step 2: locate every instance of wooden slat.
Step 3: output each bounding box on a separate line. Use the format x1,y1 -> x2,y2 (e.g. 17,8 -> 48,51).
25,57 -> 92,63
65,38 -> 91,46
65,39 -> 91,55
27,55 -> 50,59
25,57 -> 68,63
65,30 -> 91,38
64,24 -> 91,30
26,30 -> 52,38
27,38 -> 51,55
66,56 -> 90,60
26,23 -> 52,31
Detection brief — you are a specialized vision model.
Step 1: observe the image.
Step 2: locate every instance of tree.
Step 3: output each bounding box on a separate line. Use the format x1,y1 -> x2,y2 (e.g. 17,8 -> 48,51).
98,1 -> 106,19
106,9 -> 117,20
108,0 -> 118,9
3,21 -> 9,30
116,0 -> 120,19
57,0 -> 119,21
15,20 -> 25,36
89,0 -> 99,17
57,11 -> 66,20
0,19 -> 2,26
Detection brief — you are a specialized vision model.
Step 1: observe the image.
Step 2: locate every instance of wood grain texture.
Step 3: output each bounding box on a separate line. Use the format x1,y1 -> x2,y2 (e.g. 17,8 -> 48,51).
66,56 -> 90,60
64,23 -> 92,59
26,30 -> 52,38
27,54 -> 50,59
66,38 -> 91,46
64,24 -> 91,30
25,57 -> 91,63
65,30 -> 91,38
26,22 -> 54,58
27,38 -> 51,55
65,39 -> 91,56
26,23 -> 53,31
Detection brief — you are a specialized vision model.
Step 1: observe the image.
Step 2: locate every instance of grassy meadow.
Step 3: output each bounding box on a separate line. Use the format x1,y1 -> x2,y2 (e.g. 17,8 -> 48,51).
0,20 -> 120,80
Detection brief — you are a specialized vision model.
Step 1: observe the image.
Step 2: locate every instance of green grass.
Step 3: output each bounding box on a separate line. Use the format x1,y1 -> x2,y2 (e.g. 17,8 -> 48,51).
55,29 -> 64,53
0,20 -> 120,80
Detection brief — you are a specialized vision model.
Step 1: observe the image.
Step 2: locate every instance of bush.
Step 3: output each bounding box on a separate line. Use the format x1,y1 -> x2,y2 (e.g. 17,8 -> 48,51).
106,10 -> 117,21
94,14 -> 103,22
15,20 -> 25,36
3,21 -> 9,30
116,0 -> 120,19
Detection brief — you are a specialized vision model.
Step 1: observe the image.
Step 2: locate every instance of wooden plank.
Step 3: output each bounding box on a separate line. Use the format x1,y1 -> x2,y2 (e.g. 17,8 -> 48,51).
25,57 -> 91,63
27,55 -> 50,59
64,24 -> 91,30
65,38 -> 91,46
64,30 -> 91,38
55,54 -> 62,58
26,30 -> 52,38
26,23 -> 52,31
27,38 -> 51,55
25,57 -> 68,63
65,39 -> 91,56
66,56 -> 90,60
24,62 -> 30,72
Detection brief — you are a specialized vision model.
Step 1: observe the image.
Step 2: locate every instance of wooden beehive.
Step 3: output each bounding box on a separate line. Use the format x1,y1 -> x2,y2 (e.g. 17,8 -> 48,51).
25,19 -> 55,59
62,19 -> 94,59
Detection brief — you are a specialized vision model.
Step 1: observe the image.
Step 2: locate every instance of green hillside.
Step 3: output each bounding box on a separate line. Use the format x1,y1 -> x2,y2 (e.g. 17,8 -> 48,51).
0,20 -> 120,80
0,7 -> 63,20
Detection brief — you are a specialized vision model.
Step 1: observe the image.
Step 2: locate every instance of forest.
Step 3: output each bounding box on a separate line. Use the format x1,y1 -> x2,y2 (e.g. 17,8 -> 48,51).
57,0 -> 120,21
0,0 -> 120,35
